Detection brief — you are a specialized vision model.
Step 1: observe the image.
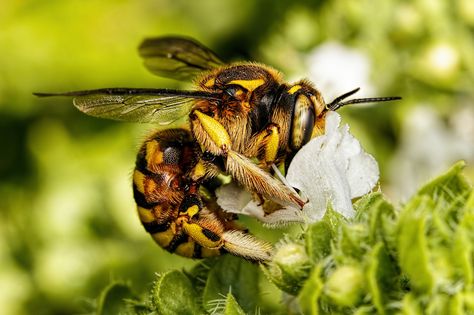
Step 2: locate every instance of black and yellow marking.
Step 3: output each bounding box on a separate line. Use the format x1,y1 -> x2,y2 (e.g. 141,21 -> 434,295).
202,228 -> 221,242
288,84 -> 302,95
142,220 -> 170,234
183,222 -> 222,249
137,206 -> 155,223
262,125 -> 279,163
175,240 -> 196,257
145,139 -> 164,166
190,159 -> 207,181
178,195 -> 202,215
135,149 -> 150,174
131,128 -> 229,259
133,183 -> 153,209
151,225 -> 176,249
166,232 -> 189,252
228,79 -> 265,92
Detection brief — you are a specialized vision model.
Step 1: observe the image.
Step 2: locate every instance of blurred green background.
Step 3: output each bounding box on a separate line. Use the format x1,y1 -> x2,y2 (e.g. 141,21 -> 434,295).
1,0 -> 473,314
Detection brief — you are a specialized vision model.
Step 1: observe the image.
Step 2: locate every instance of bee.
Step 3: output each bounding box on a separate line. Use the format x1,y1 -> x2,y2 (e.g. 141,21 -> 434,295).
35,36 -> 400,261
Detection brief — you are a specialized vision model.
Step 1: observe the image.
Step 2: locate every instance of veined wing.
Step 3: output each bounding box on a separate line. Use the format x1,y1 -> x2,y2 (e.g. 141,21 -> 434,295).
34,88 -> 220,124
139,36 -> 224,81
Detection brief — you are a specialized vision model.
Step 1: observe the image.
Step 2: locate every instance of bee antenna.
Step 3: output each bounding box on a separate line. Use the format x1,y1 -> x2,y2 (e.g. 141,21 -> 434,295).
327,87 -> 401,111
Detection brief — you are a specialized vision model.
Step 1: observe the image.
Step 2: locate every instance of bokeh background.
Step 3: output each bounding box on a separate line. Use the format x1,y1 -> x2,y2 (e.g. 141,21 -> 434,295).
1,0 -> 473,314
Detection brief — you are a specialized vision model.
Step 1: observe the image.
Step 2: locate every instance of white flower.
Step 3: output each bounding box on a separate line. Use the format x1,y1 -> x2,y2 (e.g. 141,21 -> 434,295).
307,42 -> 374,101
216,111 -> 379,224
285,111 -> 379,221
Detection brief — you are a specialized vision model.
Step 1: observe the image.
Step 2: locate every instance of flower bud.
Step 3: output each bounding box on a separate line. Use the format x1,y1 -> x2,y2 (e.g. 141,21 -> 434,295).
324,265 -> 365,307
263,241 -> 311,295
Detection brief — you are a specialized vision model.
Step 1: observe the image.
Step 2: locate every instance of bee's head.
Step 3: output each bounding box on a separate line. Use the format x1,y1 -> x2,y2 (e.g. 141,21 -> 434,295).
285,83 -> 401,151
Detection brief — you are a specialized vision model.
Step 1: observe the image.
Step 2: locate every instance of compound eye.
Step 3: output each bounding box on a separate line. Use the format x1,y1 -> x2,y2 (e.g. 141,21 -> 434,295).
291,94 -> 315,150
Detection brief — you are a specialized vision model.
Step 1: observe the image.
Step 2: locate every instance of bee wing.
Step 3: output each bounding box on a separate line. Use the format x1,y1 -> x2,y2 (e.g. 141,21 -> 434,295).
34,88 -> 219,124
139,36 -> 224,81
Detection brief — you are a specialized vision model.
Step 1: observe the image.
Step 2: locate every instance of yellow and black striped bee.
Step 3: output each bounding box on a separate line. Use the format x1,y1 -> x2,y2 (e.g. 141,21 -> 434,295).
35,36 -> 400,261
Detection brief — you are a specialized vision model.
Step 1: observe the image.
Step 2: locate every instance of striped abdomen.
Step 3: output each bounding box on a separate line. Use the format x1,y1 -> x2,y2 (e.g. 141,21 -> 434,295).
133,128 -> 273,261
132,128 -> 221,258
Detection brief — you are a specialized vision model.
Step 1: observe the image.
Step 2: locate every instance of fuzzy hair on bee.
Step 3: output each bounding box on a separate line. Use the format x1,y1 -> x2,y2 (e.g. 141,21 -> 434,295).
34,36 -> 400,261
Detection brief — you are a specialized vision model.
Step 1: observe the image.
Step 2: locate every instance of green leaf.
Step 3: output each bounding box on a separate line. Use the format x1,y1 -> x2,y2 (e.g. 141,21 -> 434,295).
336,223 -> 368,261
452,226 -> 473,286
426,293 -> 450,315
426,292 -> 471,315
464,292 -> 474,312
461,190 -> 474,246
96,281 -> 136,315
367,242 -> 399,315
202,255 -> 259,313
397,195 -> 435,294
400,293 -> 422,315
305,209 -> 340,263
355,192 -> 397,248
224,293 -> 246,315
448,293 -> 464,315
185,257 -> 217,293
458,190 -> 474,287
298,264 -> 324,315
417,161 -> 470,204
305,221 -> 333,263
353,306 -> 376,315
151,270 -> 204,315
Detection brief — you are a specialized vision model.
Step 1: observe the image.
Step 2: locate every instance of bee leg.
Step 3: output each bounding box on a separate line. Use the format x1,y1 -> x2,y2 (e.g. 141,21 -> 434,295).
221,229 -> 273,261
180,208 -> 274,261
243,123 -> 280,169
175,186 -> 273,261
184,222 -> 274,261
191,110 -> 305,208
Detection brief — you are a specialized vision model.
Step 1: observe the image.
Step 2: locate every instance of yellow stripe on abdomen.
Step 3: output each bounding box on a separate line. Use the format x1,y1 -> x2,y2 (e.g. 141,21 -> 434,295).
151,225 -> 175,248
175,241 -> 196,258
137,206 -> 155,223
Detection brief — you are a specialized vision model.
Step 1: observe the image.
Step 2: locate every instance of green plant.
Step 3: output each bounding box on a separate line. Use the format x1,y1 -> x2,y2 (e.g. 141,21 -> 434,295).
92,161 -> 474,314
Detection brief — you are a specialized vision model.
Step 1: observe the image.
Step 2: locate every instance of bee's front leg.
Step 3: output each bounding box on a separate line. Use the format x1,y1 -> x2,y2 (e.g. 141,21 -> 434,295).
190,110 -> 305,208
243,123 -> 280,169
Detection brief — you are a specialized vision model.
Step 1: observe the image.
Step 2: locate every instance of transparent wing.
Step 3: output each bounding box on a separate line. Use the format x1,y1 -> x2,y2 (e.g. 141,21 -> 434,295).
139,36 -> 224,81
34,88 -> 219,124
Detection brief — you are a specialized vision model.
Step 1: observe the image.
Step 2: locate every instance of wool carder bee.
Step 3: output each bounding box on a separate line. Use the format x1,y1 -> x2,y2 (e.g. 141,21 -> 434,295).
35,36 -> 400,261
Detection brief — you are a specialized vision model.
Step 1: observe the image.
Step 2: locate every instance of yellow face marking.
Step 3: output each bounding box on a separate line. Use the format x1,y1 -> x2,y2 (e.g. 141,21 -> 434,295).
228,79 -> 265,92
146,140 -> 163,166
288,85 -> 302,95
183,222 -> 221,248
175,241 -> 195,257
265,126 -> 280,163
194,110 -> 231,149
137,206 -> 155,223
133,170 -> 146,194
204,77 -> 215,87
312,113 -> 326,137
152,226 -> 175,248
311,95 -> 325,116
